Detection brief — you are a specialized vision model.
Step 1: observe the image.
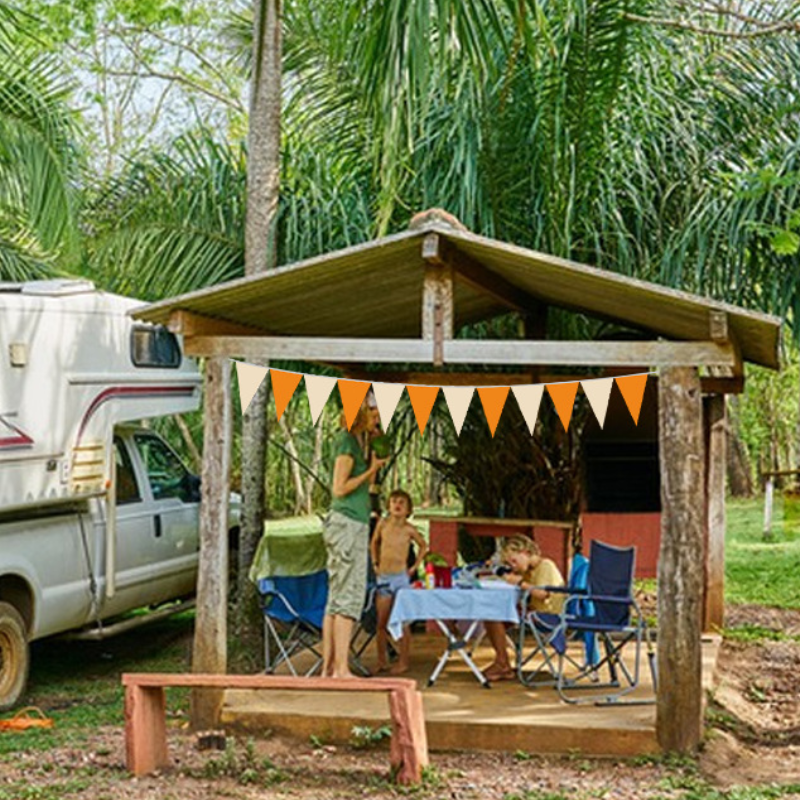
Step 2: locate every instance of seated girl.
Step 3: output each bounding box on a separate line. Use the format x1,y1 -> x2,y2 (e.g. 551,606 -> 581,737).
483,535 -> 565,682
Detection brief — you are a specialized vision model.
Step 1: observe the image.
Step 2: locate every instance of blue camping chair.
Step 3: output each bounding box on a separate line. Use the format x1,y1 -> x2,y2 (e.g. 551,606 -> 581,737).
516,551 -> 598,687
259,571 -> 328,676
259,571 -> 377,677
517,540 -> 656,704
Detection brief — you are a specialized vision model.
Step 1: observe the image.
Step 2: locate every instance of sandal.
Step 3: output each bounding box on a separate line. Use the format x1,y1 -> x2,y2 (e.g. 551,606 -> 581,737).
484,664 -> 515,682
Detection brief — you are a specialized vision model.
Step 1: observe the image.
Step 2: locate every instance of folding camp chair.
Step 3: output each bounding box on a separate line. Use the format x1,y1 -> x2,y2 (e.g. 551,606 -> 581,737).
517,540 -> 656,704
259,571 -> 328,676
516,551 -> 598,687
250,520 -> 376,676
258,572 -> 377,677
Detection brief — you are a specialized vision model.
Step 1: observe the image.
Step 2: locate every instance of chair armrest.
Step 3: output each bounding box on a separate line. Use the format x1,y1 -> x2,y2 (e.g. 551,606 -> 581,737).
542,585 -> 585,595
262,588 -> 303,619
580,594 -> 634,605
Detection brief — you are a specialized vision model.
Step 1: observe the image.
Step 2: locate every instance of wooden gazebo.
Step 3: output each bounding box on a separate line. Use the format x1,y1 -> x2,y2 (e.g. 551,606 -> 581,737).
133,221 -> 781,753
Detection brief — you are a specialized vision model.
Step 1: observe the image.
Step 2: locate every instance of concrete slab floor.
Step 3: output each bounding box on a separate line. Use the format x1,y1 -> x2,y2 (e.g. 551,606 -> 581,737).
221,632 -> 721,757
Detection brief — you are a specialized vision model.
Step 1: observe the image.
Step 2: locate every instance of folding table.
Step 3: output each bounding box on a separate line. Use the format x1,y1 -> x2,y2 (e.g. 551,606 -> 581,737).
387,583 -> 520,688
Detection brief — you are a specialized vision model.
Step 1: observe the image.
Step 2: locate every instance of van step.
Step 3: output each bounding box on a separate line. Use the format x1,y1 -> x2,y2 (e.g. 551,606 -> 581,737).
60,599 -> 196,641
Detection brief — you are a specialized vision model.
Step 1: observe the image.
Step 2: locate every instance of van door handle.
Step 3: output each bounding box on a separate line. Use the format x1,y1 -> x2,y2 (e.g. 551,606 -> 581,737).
154,515 -> 162,538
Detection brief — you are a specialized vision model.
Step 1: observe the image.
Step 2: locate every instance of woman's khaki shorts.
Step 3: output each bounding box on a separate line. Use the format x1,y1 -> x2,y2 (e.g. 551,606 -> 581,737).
322,510 -> 368,619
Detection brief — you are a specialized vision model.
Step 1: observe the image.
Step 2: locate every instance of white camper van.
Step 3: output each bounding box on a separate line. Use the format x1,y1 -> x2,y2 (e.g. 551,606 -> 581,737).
0,280 -> 237,709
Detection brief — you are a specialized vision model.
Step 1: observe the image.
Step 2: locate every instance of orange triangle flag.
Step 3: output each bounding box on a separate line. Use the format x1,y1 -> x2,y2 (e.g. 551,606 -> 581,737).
616,373 -> 649,425
406,385 -> 440,435
477,386 -> 510,437
270,369 -> 303,421
546,382 -> 579,431
337,379 -> 371,430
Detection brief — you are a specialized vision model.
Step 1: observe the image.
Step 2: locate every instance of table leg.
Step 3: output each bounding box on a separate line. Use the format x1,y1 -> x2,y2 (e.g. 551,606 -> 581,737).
428,620 -> 490,689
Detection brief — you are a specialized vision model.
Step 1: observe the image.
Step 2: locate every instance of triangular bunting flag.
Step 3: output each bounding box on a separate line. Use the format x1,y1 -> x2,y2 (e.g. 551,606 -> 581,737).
512,384 -> 544,435
581,377 -> 614,429
477,386 -> 510,437
234,361 -> 268,414
270,368 -> 303,421
546,381 -> 580,431
338,378 -> 371,430
406,385 -> 439,436
372,382 -> 406,430
442,386 -> 474,436
304,374 -> 337,425
616,373 -> 649,425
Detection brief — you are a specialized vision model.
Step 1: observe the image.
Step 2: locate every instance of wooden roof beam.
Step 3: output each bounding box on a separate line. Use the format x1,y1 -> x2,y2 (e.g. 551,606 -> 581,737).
422,232 -> 544,314
183,335 -> 737,367
168,310 -> 264,338
706,310 -> 744,391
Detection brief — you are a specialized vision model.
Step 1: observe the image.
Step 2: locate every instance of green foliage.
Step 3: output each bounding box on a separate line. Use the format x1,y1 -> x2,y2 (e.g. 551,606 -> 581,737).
0,3 -> 80,280
194,738 -> 286,786
349,724 -> 391,750
731,351 -> 800,482
721,624 -> 800,645
86,132 -> 246,299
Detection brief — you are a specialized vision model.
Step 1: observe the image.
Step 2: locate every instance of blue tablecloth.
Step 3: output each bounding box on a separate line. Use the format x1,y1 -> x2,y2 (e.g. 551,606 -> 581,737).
387,584 -> 520,640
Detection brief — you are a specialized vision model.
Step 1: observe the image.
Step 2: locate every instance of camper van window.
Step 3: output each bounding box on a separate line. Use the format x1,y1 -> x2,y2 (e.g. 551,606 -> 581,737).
133,432 -> 192,502
131,325 -> 181,368
115,438 -> 141,505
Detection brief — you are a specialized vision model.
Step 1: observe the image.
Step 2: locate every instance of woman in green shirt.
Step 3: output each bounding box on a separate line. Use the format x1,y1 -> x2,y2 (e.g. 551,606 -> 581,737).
322,395 -> 385,678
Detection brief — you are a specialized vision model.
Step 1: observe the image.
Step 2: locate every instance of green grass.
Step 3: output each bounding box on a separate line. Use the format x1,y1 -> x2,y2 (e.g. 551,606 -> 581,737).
725,497 -> 800,608
0,611 -> 194,756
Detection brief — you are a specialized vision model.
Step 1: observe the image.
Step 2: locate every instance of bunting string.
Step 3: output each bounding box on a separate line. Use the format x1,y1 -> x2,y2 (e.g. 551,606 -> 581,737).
232,361 -> 652,435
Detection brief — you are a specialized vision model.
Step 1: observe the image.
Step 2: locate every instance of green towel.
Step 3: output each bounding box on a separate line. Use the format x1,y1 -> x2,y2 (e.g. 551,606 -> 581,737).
248,516 -> 327,581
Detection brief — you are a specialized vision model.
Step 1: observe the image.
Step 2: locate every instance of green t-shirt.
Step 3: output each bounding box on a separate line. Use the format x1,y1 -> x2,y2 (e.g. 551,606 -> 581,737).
330,431 -> 370,524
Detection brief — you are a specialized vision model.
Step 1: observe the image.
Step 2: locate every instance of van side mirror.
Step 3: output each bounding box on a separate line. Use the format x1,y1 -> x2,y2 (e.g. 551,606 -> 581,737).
183,473 -> 201,503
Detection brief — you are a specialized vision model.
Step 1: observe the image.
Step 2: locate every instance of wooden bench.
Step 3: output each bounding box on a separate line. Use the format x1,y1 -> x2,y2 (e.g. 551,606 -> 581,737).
122,673 -> 429,785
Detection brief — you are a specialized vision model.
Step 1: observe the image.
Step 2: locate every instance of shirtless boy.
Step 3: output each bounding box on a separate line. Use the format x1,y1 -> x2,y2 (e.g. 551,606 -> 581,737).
370,489 -> 428,674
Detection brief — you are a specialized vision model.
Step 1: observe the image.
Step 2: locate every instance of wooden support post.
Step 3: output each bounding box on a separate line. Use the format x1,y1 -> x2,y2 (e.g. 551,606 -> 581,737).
191,356 -> 232,731
421,233 -> 454,367
657,367 -> 704,753
704,394 -> 726,631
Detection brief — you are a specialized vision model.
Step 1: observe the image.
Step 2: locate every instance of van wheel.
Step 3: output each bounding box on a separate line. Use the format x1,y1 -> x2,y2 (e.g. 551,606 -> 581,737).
0,602 -> 29,711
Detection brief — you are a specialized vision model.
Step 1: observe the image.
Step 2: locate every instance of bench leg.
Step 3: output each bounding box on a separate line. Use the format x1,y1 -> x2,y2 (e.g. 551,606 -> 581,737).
125,684 -> 169,776
389,687 -> 429,785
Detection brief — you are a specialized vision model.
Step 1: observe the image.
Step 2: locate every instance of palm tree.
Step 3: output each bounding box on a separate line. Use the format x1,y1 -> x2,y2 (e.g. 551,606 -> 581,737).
0,4 -> 79,281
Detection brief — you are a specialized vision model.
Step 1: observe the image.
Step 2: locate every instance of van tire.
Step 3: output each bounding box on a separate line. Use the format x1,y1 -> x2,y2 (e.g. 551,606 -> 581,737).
0,602 -> 28,711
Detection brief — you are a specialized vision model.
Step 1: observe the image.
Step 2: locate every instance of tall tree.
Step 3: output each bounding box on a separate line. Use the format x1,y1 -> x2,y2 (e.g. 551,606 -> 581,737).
234,0 -> 282,668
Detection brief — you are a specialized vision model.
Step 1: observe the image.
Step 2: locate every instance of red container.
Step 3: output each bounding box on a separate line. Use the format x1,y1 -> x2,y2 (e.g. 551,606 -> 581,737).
433,566 -> 452,588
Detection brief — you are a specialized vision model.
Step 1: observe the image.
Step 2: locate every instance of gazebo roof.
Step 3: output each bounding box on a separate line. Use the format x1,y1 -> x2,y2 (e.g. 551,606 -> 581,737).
133,223 -> 781,370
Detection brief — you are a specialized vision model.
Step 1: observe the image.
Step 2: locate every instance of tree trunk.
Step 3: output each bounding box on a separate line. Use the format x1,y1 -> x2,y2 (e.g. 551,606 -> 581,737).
304,421 -> 325,515
657,367 -> 705,753
191,357 -> 232,730
278,414 -> 307,514
174,413 -> 202,473
232,0 -> 282,670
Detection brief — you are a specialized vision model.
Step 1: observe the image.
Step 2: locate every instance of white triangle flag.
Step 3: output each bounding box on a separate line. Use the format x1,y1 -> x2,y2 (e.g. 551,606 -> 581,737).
234,361 -> 268,414
581,377 -> 614,429
512,384 -> 544,435
304,374 -> 337,425
372,382 -> 405,429
442,386 -> 474,436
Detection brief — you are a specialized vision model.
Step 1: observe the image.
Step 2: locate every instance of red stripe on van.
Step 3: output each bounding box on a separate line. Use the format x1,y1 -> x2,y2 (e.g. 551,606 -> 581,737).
76,385 -> 197,443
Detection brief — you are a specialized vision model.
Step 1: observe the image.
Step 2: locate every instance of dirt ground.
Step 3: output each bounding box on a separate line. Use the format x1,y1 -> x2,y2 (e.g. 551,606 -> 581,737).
6,605 -> 800,799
